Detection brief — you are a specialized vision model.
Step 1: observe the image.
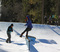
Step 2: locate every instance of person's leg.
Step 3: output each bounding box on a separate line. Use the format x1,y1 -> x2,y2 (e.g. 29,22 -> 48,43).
26,28 -> 32,38
6,38 -> 8,43
6,33 -> 11,43
20,28 -> 32,37
26,31 -> 28,38
26,31 -> 30,42
8,34 -> 11,43
20,29 -> 26,37
6,33 -> 9,43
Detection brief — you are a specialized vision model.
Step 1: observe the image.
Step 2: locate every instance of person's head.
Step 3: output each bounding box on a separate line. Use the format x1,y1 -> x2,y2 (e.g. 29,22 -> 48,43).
11,24 -> 13,27
26,15 -> 30,20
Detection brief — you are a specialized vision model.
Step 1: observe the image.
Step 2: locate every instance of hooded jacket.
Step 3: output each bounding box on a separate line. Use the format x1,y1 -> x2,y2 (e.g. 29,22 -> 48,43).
25,15 -> 33,28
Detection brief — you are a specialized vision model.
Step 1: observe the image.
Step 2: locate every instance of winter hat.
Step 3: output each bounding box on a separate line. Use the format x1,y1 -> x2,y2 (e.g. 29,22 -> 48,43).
26,15 -> 29,18
11,24 -> 13,26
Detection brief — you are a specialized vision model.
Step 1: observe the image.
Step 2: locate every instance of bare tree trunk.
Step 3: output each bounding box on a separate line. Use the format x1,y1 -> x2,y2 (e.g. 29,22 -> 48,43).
56,0 -> 60,15
42,0 -> 44,24
58,0 -> 60,15
0,0 -> 1,19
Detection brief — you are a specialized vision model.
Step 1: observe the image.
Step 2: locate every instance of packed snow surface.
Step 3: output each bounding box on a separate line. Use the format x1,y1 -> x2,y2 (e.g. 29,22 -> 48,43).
0,22 -> 60,52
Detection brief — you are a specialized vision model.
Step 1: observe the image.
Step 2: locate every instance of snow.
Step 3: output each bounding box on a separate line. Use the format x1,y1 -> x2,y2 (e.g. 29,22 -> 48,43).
0,22 -> 60,52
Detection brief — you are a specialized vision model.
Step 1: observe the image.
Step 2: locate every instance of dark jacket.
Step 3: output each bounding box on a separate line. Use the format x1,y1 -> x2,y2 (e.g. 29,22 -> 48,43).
25,15 -> 33,28
7,26 -> 13,32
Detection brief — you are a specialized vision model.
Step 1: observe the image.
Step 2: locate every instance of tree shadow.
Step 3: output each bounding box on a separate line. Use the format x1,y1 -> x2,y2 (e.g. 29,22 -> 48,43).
38,39 -> 57,44
30,38 -> 57,52
0,49 -> 7,52
48,25 -> 60,35
0,44 -> 2,46
0,38 -> 6,42
13,43 -> 25,46
14,29 -> 20,35
14,29 -> 25,37
0,30 -> 1,31
56,26 -> 60,29
0,38 -> 14,43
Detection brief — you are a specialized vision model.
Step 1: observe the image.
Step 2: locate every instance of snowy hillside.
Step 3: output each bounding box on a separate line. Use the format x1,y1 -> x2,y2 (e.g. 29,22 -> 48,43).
0,22 -> 60,52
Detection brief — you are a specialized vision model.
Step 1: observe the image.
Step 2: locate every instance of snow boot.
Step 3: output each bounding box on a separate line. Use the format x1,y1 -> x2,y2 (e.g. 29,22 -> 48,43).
20,34 -> 23,37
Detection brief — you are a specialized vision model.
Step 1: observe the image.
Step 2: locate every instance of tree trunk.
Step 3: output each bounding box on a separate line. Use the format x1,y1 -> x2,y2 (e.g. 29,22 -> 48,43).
42,0 -> 44,24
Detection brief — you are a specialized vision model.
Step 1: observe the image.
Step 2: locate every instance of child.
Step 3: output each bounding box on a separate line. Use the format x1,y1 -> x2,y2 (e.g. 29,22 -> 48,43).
6,24 -> 13,43
20,15 -> 33,38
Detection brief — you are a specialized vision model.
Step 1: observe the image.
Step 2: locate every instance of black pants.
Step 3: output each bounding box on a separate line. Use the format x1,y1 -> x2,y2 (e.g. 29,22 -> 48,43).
6,32 -> 11,43
20,28 -> 32,38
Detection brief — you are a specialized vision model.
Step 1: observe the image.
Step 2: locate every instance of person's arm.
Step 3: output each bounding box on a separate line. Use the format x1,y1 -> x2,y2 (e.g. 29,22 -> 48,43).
24,21 -> 28,26
11,28 -> 13,32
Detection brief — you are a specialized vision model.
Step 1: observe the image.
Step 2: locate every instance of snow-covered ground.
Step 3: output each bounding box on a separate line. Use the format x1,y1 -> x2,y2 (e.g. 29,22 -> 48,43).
0,22 -> 60,52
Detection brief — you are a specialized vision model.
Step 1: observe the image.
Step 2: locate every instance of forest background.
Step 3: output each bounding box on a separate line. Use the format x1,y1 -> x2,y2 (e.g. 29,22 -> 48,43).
1,0 -> 60,24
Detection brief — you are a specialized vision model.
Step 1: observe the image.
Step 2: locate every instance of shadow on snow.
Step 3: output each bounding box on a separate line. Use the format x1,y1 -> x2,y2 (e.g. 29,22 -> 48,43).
13,43 -> 25,46
14,29 -> 20,35
38,39 -> 57,44
14,29 -> 39,52
30,40 -> 39,52
0,38 -> 6,42
0,30 -> 1,31
0,44 -> 2,46
0,49 -> 7,52
48,25 -> 60,35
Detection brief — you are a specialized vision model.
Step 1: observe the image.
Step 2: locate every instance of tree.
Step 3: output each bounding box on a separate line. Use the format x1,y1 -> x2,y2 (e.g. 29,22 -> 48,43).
1,0 -> 60,24
42,0 -> 44,24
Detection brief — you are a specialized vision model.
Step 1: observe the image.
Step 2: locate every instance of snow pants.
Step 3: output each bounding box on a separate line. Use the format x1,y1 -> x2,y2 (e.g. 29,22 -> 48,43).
6,32 -> 11,43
